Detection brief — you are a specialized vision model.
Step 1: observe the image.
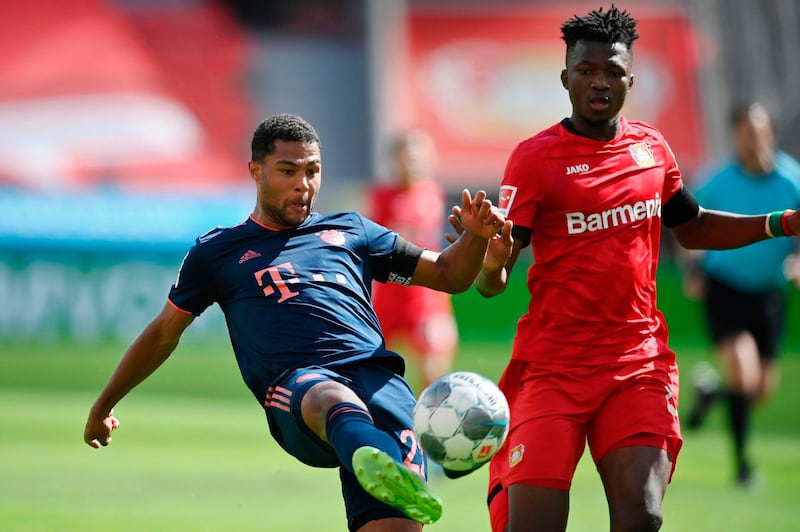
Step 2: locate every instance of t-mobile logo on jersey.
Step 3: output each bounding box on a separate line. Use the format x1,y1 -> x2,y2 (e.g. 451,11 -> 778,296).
565,193 -> 662,234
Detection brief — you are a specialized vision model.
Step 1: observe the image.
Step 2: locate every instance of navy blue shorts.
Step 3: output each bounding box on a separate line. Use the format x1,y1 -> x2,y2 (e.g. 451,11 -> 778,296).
704,275 -> 786,361
263,359 -> 426,530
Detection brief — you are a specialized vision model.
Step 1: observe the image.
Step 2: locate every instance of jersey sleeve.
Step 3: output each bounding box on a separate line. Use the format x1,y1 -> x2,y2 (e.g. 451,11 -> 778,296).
660,136 -> 685,202
168,238 -> 216,316
497,141 -> 540,235
359,214 -> 425,285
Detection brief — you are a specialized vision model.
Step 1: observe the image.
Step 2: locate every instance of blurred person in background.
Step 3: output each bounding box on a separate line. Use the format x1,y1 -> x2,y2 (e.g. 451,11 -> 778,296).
444,6 -> 800,531
366,129 -> 458,392
83,113 -> 513,531
682,100 -> 800,486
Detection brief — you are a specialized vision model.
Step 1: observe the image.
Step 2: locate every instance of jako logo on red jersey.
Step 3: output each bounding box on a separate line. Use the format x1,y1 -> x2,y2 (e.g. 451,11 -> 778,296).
566,163 -> 590,175
566,193 -> 662,234
498,185 -> 517,217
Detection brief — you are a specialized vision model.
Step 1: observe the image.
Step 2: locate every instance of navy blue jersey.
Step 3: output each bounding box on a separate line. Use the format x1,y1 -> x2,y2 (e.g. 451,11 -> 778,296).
169,212 -> 414,402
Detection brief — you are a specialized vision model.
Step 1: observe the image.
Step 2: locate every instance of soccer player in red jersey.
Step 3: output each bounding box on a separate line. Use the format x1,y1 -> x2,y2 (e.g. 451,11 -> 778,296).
367,129 -> 458,391
447,6 -> 800,532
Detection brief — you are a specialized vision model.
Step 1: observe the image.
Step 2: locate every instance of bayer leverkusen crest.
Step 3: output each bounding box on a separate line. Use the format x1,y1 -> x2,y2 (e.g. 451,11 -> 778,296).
629,142 -> 656,168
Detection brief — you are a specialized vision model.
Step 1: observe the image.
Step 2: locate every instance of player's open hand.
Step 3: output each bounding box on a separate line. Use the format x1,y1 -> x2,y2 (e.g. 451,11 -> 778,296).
453,189 -> 508,240
84,409 -> 120,449
446,194 -> 513,274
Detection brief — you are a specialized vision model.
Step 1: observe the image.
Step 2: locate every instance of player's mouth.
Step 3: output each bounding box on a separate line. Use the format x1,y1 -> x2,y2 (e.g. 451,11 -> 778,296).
287,198 -> 309,214
589,95 -> 611,111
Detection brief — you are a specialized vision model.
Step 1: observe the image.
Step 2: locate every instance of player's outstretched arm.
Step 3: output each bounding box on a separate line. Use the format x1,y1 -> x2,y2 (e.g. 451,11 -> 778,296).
671,208 -> 799,250
412,189 -> 509,293
84,302 -> 194,448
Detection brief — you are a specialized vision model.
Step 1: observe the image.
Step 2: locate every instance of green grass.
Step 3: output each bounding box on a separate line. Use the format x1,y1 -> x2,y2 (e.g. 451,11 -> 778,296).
1,338 -> 800,531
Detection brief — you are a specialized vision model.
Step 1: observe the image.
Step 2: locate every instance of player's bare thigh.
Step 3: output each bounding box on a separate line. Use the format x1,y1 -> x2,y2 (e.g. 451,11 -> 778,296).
597,445 -> 671,530
507,483 -> 569,532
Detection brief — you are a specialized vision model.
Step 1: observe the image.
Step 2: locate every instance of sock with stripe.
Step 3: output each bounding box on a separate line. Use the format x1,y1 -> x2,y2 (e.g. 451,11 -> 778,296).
325,402 -> 400,474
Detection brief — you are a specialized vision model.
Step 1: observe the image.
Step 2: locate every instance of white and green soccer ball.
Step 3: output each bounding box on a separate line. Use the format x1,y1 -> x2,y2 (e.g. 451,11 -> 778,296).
413,371 -> 510,474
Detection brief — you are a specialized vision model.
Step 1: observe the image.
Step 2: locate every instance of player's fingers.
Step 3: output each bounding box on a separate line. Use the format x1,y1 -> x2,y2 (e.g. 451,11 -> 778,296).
500,219 -> 513,237
448,214 -> 465,234
460,189 -> 472,210
478,199 -> 495,221
471,189 -> 487,209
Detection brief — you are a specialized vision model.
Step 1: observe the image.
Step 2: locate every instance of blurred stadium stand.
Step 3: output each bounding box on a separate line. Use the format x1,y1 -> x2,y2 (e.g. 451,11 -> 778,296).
1,0 -> 798,342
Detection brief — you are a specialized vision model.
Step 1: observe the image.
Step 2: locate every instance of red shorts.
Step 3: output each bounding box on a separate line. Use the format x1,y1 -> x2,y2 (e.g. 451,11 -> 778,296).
487,354 -> 683,532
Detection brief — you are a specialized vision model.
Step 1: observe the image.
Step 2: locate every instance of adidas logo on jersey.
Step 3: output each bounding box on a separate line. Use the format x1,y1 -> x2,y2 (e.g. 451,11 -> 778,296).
565,193 -> 662,234
238,249 -> 262,264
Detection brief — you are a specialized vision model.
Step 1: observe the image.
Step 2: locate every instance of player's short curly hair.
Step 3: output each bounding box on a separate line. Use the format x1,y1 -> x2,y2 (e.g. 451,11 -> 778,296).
251,113 -> 321,162
561,5 -> 639,53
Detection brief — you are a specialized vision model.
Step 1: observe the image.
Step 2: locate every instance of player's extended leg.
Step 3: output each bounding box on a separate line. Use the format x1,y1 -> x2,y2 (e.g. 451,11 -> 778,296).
506,483 -> 569,532
301,380 -> 443,525
597,445 -> 671,531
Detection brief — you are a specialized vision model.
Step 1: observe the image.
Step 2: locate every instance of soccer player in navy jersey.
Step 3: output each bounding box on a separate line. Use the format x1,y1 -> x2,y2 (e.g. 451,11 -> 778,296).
83,113 -> 513,531
443,6 -> 800,532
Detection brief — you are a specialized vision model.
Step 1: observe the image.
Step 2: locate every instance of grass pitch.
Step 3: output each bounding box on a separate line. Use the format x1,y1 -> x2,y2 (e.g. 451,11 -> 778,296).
1,338 -> 799,531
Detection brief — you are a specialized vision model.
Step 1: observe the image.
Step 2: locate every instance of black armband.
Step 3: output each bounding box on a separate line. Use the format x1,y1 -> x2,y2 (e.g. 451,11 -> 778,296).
662,186 -> 700,227
372,236 -> 425,285
511,225 -> 532,248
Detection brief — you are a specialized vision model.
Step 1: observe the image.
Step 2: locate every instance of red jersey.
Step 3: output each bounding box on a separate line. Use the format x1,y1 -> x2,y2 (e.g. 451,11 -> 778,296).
499,117 -> 684,366
368,179 -> 452,316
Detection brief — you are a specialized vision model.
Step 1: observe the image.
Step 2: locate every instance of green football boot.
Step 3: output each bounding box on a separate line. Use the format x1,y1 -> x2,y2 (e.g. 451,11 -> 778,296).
352,446 -> 443,525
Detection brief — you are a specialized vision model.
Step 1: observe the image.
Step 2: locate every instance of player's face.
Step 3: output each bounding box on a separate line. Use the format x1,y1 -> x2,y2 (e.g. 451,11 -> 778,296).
249,139 -> 321,229
561,40 -> 634,139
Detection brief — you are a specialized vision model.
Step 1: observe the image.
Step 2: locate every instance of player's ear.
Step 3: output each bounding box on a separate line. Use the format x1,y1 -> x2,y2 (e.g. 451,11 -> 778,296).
628,73 -> 635,90
560,69 -> 568,90
248,161 -> 261,182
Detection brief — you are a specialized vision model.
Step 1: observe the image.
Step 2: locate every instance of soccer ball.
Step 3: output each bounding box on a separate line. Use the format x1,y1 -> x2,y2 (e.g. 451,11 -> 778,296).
413,371 -> 510,474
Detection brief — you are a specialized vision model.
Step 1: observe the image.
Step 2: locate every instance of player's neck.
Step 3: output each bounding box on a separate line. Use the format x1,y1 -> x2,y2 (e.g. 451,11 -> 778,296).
563,116 -> 622,142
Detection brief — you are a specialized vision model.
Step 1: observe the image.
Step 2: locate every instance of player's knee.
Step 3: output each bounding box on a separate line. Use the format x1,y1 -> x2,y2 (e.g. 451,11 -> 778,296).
302,381 -> 364,436
612,505 -> 663,532
639,508 -> 663,532
309,381 -> 362,411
